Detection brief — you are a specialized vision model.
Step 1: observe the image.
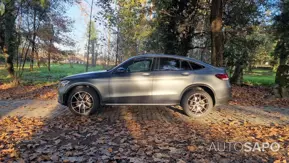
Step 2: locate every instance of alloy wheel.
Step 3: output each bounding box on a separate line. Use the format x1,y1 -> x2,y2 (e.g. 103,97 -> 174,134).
187,93 -> 209,115
70,91 -> 94,114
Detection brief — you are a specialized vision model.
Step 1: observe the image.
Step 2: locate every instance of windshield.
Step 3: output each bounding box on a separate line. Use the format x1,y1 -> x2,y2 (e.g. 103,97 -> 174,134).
106,66 -> 116,71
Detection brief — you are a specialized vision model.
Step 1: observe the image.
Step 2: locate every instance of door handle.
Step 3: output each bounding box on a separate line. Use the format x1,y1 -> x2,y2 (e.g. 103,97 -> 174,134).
181,72 -> 190,76
142,72 -> 150,76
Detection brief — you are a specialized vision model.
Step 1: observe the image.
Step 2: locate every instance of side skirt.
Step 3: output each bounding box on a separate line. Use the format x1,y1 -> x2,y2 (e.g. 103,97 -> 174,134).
104,103 -> 178,106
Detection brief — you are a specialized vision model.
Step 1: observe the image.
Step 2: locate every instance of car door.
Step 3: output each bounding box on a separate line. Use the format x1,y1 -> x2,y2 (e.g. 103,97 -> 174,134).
108,57 -> 154,104
151,57 -> 194,104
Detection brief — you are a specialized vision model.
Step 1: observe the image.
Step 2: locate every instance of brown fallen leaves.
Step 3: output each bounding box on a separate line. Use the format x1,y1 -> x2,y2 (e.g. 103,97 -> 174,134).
186,121 -> 289,162
0,115 -> 288,162
0,117 -> 45,160
0,83 -> 57,100
230,85 -> 289,107
0,84 -> 288,162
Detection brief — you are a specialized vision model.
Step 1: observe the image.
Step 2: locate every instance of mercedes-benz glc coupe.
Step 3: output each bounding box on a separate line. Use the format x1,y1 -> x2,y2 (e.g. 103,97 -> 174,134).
58,54 -> 231,118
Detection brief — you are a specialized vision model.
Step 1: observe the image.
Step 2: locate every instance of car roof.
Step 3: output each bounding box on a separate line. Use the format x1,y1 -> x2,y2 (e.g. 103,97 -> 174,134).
132,54 -> 214,68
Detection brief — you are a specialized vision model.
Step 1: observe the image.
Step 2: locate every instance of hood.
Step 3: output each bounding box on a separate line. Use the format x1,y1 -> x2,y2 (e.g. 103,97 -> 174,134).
61,70 -> 108,80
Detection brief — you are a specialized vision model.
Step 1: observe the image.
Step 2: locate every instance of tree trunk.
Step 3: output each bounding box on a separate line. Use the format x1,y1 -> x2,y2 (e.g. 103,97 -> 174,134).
4,47 -> 15,77
48,40 -> 52,72
70,57 -> 73,68
210,0 -> 224,67
36,51 -> 40,68
30,9 -> 37,71
4,0 -> 17,77
20,43 -> 31,76
91,39 -> 96,67
16,34 -> 21,69
279,51 -> 288,65
231,63 -> 244,85
19,41 -> 27,71
248,61 -> 253,72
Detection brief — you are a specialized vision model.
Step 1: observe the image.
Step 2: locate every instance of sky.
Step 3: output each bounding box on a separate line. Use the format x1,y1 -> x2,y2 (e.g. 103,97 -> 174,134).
66,4 -> 88,54
64,1 -> 108,56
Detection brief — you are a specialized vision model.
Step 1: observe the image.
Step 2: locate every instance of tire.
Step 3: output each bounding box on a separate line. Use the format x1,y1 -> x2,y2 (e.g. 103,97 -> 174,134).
67,86 -> 99,116
181,89 -> 213,118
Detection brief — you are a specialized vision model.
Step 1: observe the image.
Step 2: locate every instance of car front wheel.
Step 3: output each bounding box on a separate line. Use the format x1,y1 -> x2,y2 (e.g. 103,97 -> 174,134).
67,86 -> 99,116
181,90 -> 213,118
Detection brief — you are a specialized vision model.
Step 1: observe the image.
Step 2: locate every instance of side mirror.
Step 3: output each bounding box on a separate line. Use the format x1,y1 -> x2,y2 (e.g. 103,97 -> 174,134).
116,67 -> 126,73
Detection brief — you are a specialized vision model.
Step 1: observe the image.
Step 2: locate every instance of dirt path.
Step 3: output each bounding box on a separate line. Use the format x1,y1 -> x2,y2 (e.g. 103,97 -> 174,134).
1,100 -> 289,126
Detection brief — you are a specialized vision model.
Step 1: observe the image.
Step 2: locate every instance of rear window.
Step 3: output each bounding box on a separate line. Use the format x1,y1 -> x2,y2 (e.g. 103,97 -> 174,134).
189,62 -> 204,70
158,58 -> 181,71
153,57 -> 204,71
180,60 -> 192,70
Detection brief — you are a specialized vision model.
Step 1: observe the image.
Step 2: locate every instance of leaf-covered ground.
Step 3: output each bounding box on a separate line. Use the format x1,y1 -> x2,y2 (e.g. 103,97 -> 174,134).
0,85 -> 289,162
230,85 -> 289,108
0,114 -> 288,162
0,83 -> 57,100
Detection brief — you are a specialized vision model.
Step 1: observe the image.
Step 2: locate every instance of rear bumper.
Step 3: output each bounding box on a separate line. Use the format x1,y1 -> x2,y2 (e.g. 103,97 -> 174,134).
215,86 -> 232,106
215,96 -> 231,106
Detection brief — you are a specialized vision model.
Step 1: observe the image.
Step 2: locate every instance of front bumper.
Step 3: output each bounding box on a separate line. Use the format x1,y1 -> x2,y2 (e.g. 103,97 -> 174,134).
58,94 -> 66,105
58,85 -> 68,106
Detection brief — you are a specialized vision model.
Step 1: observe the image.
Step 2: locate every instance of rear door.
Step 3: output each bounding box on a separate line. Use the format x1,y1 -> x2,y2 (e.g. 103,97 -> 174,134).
151,57 -> 194,104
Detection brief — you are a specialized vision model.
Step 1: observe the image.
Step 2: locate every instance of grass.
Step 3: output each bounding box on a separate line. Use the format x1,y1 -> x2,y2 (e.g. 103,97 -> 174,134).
0,63 -> 104,85
243,68 -> 275,86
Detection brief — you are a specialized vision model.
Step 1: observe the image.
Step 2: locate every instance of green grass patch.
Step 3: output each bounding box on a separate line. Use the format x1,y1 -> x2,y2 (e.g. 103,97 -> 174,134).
243,69 -> 275,86
0,63 -> 104,85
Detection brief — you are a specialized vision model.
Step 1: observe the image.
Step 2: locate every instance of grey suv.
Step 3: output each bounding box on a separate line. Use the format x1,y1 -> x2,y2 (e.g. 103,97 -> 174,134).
58,54 -> 231,118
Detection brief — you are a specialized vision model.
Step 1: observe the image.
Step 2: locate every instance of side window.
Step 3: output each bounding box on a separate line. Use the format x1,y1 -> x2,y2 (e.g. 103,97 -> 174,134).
180,61 -> 192,70
157,58 -> 181,71
127,58 -> 152,73
190,62 -> 204,70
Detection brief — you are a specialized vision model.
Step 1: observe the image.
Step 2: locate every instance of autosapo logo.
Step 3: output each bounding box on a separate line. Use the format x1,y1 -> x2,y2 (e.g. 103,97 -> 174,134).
208,142 -> 280,152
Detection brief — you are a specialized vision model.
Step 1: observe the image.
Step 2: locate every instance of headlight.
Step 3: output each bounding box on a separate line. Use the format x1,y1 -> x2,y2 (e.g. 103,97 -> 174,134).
59,80 -> 70,87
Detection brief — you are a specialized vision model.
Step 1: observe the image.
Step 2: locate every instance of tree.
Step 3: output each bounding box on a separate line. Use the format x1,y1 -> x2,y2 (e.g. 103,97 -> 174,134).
273,0 -> 289,97
0,0 -> 48,78
227,30 -> 264,85
210,0 -> 224,67
274,0 -> 289,65
86,21 -> 98,67
146,0 -> 199,56
223,0 -> 266,85
97,0 -> 155,59
3,0 -> 17,77
0,0 -> 74,83
24,0 -> 48,71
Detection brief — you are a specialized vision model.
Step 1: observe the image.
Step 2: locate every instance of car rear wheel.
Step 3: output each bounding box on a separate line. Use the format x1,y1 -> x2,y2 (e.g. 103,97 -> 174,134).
67,86 -> 99,116
181,90 -> 213,118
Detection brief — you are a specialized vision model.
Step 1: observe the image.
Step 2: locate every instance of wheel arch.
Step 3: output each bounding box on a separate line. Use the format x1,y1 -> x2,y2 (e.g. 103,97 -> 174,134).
180,84 -> 216,106
64,83 -> 102,105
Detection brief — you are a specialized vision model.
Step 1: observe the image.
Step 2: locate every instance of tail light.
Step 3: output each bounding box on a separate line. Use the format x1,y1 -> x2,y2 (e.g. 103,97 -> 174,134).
215,73 -> 229,80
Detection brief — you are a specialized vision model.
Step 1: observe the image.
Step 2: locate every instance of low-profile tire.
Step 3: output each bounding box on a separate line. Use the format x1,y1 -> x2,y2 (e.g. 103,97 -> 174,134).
67,86 -> 99,116
181,89 -> 213,118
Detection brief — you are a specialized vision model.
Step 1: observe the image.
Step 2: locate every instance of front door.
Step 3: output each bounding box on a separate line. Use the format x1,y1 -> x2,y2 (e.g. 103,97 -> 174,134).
109,57 -> 154,104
